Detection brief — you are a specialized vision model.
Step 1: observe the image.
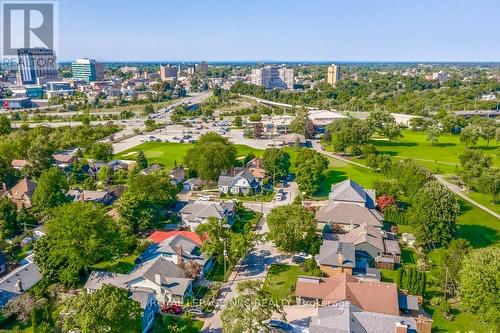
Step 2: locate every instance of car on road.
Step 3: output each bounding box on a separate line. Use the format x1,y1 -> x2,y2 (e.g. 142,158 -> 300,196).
275,192 -> 284,201
161,304 -> 183,315
292,252 -> 312,263
186,307 -> 205,318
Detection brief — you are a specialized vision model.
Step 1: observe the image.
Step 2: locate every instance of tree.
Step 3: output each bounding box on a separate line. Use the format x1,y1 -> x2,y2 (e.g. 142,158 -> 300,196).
117,172 -> 178,234
477,168 -> 500,203
367,110 -> 402,141
222,280 -> 284,333
390,159 -> 433,197
460,125 -> 481,147
477,118 -> 497,146
234,116 -> 243,128
0,197 -> 18,239
440,114 -> 464,133
326,117 -> 372,154
248,114 -> 262,122
382,122 -> 403,142
376,195 -> 396,212
25,140 -> 55,178
396,265 -> 426,296
262,148 -> 290,181
135,150 -> 148,170
409,181 -> 459,246
253,122 -> 264,139
184,132 -> 237,180
143,103 -> 154,114
0,115 -> 12,135
459,247 -> 500,329
0,156 -> 16,187
62,285 -> 142,333
295,149 -> 328,195
425,124 -> 441,145
34,202 -> 125,285
290,108 -> 315,139
441,238 -> 471,298
87,142 -> 114,162
32,167 -> 69,212
458,149 -> 492,183
267,204 -> 317,253
373,179 -> 400,199
97,165 -> 113,185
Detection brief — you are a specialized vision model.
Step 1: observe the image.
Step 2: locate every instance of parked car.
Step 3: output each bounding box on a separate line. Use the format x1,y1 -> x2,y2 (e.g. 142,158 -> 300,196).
187,307 -> 205,318
275,192 -> 284,201
292,252 -> 312,264
265,319 -> 295,333
162,304 -> 183,315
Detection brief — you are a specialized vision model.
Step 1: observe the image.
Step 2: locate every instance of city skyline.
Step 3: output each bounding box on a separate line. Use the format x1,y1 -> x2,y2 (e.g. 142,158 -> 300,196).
57,0 -> 500,62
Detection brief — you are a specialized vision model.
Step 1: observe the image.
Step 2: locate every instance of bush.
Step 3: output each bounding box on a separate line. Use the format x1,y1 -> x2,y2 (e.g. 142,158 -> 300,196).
430,296 -> 443,307
439,300 -> 451,316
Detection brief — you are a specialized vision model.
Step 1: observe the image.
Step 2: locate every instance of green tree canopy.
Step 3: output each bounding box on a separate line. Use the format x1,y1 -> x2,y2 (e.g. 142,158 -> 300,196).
184,132 -> 237,180
266,204 -> 317,253
459,247 -> 500,329
135,150 -> 148,170
441,238 -> 471,297
0,197 -> 18,240
117,172 -> 178,234
61,285 -> 142,333
0,115 -> 12,135
34,202 -> 126,285
326,117 -> 373,154
262,148 -> 291,181
290,108 -> 315,138
87,142 -> 114,162
409,180 -> 459,246
32,167 -> 69,212
295,148 -> 328,195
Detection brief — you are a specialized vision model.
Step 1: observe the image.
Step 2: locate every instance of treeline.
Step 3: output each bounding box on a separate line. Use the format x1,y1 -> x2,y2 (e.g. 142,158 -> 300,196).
396,265 -> 426,296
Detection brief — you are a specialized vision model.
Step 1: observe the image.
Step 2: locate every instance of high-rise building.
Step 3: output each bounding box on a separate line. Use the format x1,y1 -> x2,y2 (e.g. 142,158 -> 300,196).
17,48 -> 59,85
197,61 -> 209,75
251,66 -> 294,90
327,64 -> 341,86
186,65 -> 196,76
71,58 -> 104,83
160,64 -> 179,81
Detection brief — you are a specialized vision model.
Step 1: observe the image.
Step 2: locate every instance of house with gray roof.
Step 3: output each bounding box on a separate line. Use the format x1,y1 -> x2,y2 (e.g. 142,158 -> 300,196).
329,179 -> 376,208
218,168 -> 260,195
67,189 -> 117,205
317,240 -> 355,277
85,256 -> 193,305
308,302 -> 419,333
0,255 -> 41,307
316,202 -> 384,230
179,200 -> 236,230
138,234 -> 214,275
130,287 -> 160,333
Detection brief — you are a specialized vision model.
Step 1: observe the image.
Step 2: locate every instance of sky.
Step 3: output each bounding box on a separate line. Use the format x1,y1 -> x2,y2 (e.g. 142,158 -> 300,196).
57,0 -> 500,62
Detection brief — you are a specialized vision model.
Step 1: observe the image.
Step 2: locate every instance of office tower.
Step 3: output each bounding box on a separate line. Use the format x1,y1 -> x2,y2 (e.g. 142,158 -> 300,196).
71,58 -> 104,83
160,64 -> 179,81
251,66 -> 294,90
197,61 -> 209,75
327,64 -> 341,86
186,65 -> 196,75
17,48 -> 59,85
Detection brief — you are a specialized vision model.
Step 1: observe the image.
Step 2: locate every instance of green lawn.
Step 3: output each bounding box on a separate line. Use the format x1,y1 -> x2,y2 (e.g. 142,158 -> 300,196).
205,259 -> 232,282
372,129 -> 499,167
262,264 -> 320,301
115,142 -> 263,169
153,314 -> 203,333
91,254 -> 138,274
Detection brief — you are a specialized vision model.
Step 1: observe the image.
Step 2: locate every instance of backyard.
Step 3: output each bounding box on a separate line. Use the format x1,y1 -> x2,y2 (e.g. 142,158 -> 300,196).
262,264 -> 320,302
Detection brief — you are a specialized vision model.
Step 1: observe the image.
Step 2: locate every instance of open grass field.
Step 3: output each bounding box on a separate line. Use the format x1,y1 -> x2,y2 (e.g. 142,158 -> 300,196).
115,142 -> 264,169
262,264 -> 319,301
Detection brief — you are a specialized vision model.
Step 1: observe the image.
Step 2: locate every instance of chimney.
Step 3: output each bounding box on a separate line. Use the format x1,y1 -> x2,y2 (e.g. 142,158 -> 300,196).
395,322 -> 408,333
2,183 -> 6,192
338,254 -> 344,267
15,279 -> 23,292
176,245 -> 184,265
416,315 -> 432,333
154,273 -> 161,286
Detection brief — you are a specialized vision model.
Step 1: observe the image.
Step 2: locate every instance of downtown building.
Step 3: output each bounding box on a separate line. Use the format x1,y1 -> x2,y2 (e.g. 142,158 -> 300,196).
197,61 -> 209,75
327,64 -> 341,86
17,48 -> 59,85
160,64 -> 179,81
71,58 -> 105,83
251,66 -> 294,90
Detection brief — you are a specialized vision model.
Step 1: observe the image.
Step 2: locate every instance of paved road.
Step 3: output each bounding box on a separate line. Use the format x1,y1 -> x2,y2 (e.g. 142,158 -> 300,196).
201,183 -> 299,332
434,175 -> 500,219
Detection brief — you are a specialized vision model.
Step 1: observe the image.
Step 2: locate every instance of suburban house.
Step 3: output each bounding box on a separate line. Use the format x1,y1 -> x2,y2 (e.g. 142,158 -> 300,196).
0,255 -> 41,307
85,256 -> 193,305
139,233 -> 213,275
67,188 -> 117,205
130,288 -> 160,333
179,200 -> 236,230
317,241 -> 355,276
316,179 -> 383,230
326,223 -> 401,270
170,166 -> 186,186
140,164 -> 162,175
10,159 -> 28,170
52,147 -> 79,169
148,230 -> 204,245
182,178 -> 205,191
2,177 -> 37,209
306,302 -> 429,333
244,157 -> 266,182
274,133 -> 306,146
218,168 -> 260,195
